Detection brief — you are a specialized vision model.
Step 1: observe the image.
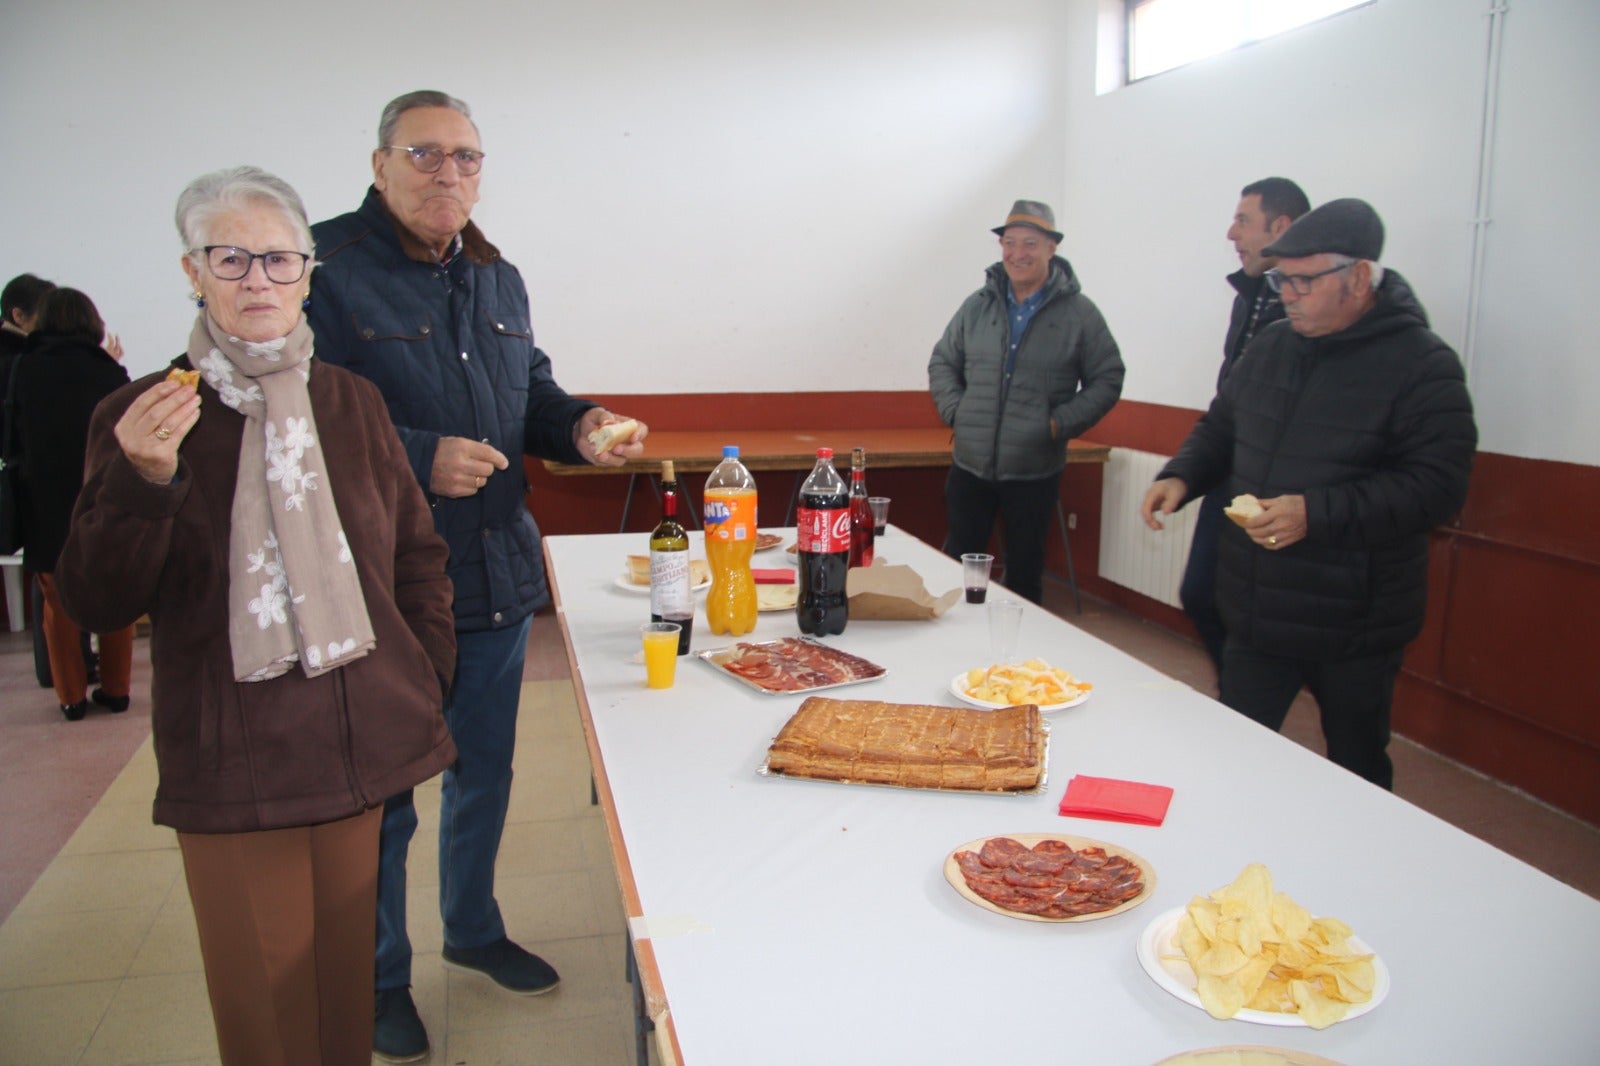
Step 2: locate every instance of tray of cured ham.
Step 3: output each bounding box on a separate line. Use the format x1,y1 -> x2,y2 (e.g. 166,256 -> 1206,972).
697,637 -> 886,695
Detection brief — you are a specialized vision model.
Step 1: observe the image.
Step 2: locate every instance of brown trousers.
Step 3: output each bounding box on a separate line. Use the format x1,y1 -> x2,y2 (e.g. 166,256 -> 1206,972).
35,571 -> 133,708
177,806 -> 380,1066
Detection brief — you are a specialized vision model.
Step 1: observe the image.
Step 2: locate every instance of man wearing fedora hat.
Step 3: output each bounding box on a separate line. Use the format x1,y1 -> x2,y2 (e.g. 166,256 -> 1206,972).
1141,198 -> 1477,789
929,199 -> 1124,605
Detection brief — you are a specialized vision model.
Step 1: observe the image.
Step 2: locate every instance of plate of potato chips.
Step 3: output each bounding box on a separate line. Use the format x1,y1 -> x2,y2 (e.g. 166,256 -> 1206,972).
951,660 -> 1092,712
1137,864 -> 1389,1029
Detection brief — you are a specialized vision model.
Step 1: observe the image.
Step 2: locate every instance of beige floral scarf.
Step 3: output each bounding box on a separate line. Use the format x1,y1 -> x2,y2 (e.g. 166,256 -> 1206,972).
188,314 -> 375,682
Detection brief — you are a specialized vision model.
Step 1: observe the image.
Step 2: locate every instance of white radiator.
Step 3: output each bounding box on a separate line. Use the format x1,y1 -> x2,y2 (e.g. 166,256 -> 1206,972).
1098,449 -> 1200,608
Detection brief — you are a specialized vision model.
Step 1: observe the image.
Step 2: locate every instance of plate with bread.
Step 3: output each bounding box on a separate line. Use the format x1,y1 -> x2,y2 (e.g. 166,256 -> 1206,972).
617,555 -> 710,593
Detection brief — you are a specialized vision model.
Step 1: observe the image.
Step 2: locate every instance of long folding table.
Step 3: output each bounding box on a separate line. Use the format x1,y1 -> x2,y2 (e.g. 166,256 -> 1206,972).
543,526 -> 1599,1065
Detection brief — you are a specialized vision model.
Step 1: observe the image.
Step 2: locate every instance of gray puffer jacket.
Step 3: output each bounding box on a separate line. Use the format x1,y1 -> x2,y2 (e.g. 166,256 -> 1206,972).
929,257 -> 1123,481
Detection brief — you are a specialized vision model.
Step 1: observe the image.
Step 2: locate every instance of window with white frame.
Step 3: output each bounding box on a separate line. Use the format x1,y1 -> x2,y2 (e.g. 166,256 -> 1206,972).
1126,0 -> 1371,82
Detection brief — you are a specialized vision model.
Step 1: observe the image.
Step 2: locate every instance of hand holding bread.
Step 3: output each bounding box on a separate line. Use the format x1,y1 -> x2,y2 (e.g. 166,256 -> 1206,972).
114,373 -> 204,484
579,409 -> 647,466
1227,492 -> 1308,550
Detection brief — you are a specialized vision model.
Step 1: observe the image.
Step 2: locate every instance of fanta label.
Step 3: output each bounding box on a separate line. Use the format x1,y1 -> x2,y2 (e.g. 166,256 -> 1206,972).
704,489 -> 756,541
797,507 -> 851,552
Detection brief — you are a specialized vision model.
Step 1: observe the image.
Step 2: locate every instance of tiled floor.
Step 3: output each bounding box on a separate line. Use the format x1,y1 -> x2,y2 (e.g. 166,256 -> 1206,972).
1,579 -> 1597,1064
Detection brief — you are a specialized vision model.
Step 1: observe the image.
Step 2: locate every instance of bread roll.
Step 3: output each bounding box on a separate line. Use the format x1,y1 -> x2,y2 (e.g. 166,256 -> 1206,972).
166,367 -> 201,389
586,417 -> 640,454
1223,493 -> 1263,527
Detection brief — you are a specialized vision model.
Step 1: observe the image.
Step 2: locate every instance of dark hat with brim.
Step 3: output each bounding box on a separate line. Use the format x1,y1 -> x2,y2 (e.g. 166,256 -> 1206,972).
1262,197 -> 1385,260
991,199 -> 1063,242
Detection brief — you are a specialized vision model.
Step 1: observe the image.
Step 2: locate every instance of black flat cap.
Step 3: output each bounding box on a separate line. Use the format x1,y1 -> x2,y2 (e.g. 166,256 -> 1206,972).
1262,197 -> 1385,260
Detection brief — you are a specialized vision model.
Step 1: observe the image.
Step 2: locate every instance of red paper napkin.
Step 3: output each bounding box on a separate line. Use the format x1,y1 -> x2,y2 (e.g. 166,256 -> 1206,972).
752,569 -> 795,584
1058,774 -> 1173,826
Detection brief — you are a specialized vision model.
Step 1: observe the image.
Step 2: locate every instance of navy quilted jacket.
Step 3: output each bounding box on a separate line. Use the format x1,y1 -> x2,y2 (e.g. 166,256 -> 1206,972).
308,188 -> 594,632
1159,271 -> 1477,659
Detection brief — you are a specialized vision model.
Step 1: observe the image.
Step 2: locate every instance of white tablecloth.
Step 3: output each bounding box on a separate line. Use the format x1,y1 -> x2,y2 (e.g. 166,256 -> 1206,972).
544,527 -> 1600,1065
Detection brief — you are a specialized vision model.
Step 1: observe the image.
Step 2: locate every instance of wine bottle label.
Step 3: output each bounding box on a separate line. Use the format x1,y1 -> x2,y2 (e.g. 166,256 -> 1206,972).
797,507 -> 851,552
650,550 -> 693,615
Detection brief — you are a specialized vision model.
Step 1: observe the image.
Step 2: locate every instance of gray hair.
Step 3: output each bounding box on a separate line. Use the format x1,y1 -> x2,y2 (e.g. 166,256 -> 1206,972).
1330,254 -> 1384,292
175,166 -> 314,257
377,90 -> 477,149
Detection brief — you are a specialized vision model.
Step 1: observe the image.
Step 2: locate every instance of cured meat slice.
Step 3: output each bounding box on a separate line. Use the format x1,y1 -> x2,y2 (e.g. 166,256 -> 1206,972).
953,835 -> 1145,919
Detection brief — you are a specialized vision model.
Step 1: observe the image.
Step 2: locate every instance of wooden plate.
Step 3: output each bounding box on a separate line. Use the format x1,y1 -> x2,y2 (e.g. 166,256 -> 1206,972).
943,833 -> 1156,923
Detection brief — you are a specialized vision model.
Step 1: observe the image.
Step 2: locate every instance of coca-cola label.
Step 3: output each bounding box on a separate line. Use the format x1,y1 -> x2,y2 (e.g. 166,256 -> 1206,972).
797,507 -> 851,553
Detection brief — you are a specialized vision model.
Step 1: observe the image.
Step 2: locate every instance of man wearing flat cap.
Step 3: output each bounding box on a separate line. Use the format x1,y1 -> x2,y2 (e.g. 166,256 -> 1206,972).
1141,198 -> 1477,789
929,199 -> 1124,605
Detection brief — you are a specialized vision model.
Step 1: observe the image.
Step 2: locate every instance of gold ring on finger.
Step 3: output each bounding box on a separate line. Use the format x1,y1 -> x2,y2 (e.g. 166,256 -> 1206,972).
1268,535 -> 1278,546
154,426 -> 172,441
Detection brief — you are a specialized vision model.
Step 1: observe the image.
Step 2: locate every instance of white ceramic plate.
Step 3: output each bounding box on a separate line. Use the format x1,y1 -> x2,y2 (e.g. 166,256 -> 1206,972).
1136,907 -> 1390,1028
1152,1047 -> 1347,1066
754,532 -> 784,552
614,573 -> 710,594
949,672 -> 1092,713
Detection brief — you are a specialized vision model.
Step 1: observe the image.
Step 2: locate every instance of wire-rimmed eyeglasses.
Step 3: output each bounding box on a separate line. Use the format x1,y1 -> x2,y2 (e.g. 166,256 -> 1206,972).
1264,261 -> 1353,296
383,145 -> 486,175
193,246 -> 312,284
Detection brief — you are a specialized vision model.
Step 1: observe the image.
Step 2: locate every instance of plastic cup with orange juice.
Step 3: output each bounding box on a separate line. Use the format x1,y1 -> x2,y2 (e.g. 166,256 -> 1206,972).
641,622 -> 682,689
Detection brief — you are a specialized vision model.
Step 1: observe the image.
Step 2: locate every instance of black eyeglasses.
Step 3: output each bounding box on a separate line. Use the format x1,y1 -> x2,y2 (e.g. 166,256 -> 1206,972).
194,246 -> 312,284
383,145 -> 486,175
1265,261 -> 1353,296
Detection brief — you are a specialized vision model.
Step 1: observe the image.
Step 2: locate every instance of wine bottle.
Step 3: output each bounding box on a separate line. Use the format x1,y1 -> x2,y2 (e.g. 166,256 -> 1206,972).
649,460 -> 694,655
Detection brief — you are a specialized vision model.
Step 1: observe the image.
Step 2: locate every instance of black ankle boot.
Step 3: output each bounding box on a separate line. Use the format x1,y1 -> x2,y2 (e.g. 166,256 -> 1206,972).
91,689 -> 130,713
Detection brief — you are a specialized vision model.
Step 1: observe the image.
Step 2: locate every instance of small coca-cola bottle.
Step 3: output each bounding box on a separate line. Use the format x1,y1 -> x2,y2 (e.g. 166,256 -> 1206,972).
796,448 -> 850,636
848,447 -> 874,568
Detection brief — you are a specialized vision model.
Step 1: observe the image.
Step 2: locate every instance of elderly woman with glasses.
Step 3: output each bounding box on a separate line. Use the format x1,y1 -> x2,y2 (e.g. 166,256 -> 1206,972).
56,166 -> 457,1065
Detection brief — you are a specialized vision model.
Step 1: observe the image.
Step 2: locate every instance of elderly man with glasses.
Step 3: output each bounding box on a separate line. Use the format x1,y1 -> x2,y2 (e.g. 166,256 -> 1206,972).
1140,198 -> 1477,791
308,89 -> 647,1062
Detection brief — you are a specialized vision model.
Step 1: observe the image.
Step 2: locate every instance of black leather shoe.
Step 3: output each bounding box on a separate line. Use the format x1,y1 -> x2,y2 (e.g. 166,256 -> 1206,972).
91,689 -> 130,713
373,986 -> 429,1063
60,701 -> 89,722
442,937 -> 560,995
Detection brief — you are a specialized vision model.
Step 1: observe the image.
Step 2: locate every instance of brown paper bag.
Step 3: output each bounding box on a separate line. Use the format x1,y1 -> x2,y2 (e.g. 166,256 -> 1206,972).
845,563 -> 962,619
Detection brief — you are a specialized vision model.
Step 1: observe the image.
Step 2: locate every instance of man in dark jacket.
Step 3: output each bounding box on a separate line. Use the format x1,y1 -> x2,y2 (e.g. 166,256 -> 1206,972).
1141,199 -> 1476,789
928,200 -> 1124,604
308,90 -> 647,1061
1180,179 -> 1309,673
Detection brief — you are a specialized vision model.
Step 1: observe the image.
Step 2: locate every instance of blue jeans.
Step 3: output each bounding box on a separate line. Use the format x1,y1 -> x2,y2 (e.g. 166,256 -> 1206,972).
375,615 -> 532,991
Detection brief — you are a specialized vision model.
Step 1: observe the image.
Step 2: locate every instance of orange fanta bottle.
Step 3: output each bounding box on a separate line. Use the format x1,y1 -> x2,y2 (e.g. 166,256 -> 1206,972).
703,445 -> 758,636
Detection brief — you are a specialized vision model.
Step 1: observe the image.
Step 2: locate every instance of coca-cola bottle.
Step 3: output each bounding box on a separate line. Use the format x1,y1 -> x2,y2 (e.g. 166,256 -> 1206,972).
796,447 -> 850,636
848,446 -> 874,569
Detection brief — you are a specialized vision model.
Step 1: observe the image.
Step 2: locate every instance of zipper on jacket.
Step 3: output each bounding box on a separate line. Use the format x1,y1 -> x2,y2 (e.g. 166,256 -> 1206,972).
333,670 -> 371,812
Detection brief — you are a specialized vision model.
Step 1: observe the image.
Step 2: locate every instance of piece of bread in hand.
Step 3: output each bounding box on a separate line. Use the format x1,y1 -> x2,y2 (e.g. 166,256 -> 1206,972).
586,417 -> 640,454
166,367 -> 201,389
1223,493 -> 1263,527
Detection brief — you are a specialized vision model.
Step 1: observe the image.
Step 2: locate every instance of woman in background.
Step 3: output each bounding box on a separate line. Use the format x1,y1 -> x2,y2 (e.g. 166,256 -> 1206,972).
11,287 -> 133,720
56,166 -> 457,1066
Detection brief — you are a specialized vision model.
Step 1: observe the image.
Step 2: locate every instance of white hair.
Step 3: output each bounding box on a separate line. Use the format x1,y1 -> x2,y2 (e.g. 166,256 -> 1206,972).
1331,254 -> 1384,291
175,166 -> 314,257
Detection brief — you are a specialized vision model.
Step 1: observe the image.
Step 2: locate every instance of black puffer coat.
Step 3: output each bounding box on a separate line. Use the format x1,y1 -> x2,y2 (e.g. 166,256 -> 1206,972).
1160,271 -> 1477,659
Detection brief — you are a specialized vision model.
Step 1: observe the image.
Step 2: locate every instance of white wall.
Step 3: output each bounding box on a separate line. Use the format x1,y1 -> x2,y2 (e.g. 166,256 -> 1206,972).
1,0 -> 1065,394
1062,0 -> 1599,466
4,0 -> 1593,465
